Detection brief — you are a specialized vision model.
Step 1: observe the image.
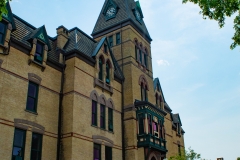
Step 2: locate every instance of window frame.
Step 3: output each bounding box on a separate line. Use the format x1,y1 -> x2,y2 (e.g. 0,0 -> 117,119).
108,36 -> 113,47
116,32 -> 120,45
26,81 -> 39,113
99,58 -> 103,81
0,21 -> 7,45
100,104 -> 106,129
92,100 -> 98,126
108,108 -> 113,132
94,143 -> 101,160
138,113 -> 144,135
12,128 -> 26,160
106,62 -> 110,84
30,132 -> 43,160
105,146 -> 112,160
34,41 -> 44,64
148,114 -> 152,135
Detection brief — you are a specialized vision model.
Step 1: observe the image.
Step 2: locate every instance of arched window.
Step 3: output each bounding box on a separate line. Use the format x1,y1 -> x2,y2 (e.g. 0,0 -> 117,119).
144,48 -> 148,68
106,61 -> 110,84
155,94 -> 159,107
138,113 -> 144,134
99,57 -> 103,80
139,75 -> 149,101
134,39 -> 139,61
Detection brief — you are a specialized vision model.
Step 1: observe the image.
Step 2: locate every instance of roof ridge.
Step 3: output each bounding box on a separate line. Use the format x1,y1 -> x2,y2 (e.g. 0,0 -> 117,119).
69,27 -> 96,43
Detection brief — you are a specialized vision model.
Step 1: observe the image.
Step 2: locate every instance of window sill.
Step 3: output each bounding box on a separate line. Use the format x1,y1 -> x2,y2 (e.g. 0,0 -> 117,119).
94,78 -> 113,94
28,59 -> 46,71
25,109 -> 38,115
91,125 -> 114,134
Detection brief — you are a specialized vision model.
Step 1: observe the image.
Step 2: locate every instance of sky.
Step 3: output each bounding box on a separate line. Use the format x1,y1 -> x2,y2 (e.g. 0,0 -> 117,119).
10,0 -> 240,159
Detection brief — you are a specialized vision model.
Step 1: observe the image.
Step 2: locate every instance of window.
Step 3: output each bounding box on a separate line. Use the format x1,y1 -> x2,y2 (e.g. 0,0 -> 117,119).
26,81 -> 39,113
139,50 -> 142,63
135,46 -> 138,60
155,94 -> 158,107
106,62 -> 110,84
105,146 -> 112,160
109,36 -> 113,47
178,145 -> 181,155
99,58 -> 103,80
92,100 -> 97,126
100,104 -> 105,129
94,143 -> 101,160
159,121 -> 163,138
141,83 -> 147,101
12,129 -> 26,160
138,113 -> 144,134
104,44 -> 107,53
144,54 -> 148,67
30,133 -> 42,160
116,33 -> 120,45
108,108 -> 113,132
148,115 -> 152,135
153,122 -> 158,137
0,22 -> 6,44
34,42 -> 44,64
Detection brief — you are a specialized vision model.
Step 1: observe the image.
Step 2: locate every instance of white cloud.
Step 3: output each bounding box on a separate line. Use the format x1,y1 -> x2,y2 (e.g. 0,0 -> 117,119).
157,59 -> 170,66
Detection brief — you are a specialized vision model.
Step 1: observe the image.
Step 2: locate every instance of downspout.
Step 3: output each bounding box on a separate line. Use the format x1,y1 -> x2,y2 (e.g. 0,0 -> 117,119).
120,22 -> 125,160
57,54 -> 65,160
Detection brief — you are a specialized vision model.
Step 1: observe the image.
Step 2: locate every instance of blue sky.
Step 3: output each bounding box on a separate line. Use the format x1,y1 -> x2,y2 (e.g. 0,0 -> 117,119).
10,0 -> 240,159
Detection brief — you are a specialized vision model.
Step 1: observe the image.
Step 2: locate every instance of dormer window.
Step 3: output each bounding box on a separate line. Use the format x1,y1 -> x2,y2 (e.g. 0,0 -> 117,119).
104,44 -> 107,53
34,42 -> 44,64
108,36 -> 113,47
0,22 -> 6,45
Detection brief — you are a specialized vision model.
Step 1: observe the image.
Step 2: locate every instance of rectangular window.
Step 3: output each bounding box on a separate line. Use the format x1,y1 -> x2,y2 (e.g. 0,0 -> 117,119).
135,46 -> 138,60
94,143 -> 101,160
138,113 -> 144,134
144,54 -> 148,68
100,105 -> 105,129
26,81 -> 39,113
109,36 -> 113,47
104,44 -> 108,53
116,33 -> 120,45
34,42 -> 44,64
105,146 -> 112,160
30,133 -> 42,160
108,108 -> 113,132
139,50 -> 142,63
153,122 -> 159,137
0,22 -> 6,44
92,100 -> 97,126
12,128 -> 26,160
148,115 -> 152,135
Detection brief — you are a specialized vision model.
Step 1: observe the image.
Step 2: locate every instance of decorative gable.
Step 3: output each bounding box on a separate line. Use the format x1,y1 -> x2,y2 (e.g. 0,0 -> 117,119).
102,0 -> 119,21
27,25 -> 51,50
2,2 -> 16,30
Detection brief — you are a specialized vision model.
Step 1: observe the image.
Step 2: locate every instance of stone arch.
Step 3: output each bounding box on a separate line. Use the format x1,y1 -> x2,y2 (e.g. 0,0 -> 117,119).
98,54 -> 105,64
134,38 -> 139,45
144,47 -> 149,55
106,58 -> 113,68
148,152 -> 158,160
99,94 -> 107,105
28,73 -> 42,84
106,98 -> 115,109
138,74 -> 149,90
90,90 -> 99,102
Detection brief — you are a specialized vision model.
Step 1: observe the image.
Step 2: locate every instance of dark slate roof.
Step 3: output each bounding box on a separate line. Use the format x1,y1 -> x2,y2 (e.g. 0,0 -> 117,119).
11,14 -> 124,80
92,0 -> 151,41
172,114 -> 182,126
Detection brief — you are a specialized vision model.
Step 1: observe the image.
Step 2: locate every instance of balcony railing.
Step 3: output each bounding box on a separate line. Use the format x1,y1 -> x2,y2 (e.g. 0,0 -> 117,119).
137,134 -> 167,152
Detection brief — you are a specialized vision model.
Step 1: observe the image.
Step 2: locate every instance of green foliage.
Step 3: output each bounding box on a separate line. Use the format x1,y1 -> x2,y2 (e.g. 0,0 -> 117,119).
237,157 -> 240,160
0,0 -> 9,21
169,147 -> 201,160
182,0 -> 240,49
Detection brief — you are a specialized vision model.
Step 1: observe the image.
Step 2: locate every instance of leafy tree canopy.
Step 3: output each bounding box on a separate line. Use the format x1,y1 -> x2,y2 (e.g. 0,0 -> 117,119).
169,147 -> 207,160
0,0 -> 9,21
182,0 -> 240,49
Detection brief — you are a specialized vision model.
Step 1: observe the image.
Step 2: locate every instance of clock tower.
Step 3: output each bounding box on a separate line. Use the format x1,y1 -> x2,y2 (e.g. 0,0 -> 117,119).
92,0 -> 169,160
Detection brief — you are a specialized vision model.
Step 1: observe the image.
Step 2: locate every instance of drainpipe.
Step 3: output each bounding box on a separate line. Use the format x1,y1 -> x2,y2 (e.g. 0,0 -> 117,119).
57,54 -> 66,160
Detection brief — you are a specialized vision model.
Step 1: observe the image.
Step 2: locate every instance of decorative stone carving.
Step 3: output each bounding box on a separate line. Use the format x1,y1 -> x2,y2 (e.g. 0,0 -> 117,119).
28,73 -> 42,84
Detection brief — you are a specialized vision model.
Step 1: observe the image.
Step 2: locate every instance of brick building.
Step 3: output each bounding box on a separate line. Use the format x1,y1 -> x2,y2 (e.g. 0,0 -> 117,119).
0,1 -> 185,160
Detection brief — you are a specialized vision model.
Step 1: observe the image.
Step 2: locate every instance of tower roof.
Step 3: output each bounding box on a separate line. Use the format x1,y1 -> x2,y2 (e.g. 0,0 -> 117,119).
92,0 -> 152,42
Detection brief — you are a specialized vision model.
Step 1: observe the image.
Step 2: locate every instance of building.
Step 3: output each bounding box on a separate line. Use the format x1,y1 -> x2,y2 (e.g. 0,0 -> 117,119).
0,0 -> 185,160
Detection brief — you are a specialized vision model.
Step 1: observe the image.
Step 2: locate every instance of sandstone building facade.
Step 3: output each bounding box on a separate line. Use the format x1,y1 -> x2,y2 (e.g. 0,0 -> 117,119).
0,1 -> 185,160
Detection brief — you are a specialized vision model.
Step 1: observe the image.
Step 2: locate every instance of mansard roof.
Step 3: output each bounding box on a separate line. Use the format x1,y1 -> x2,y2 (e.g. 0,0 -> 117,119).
92,0 -> 152,42
172,113 -> 182,126
10,14 -> 124,80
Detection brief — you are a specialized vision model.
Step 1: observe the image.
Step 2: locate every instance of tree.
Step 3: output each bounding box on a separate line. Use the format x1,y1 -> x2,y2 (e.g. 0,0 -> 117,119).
169,147 -> 202,160
182,0 -> 240,49
0,0 -> 10,21
237,157 -> 240,160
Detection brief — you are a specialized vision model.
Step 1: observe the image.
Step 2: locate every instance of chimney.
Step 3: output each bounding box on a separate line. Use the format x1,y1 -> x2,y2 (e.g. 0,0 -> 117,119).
56,25 -> 69,49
